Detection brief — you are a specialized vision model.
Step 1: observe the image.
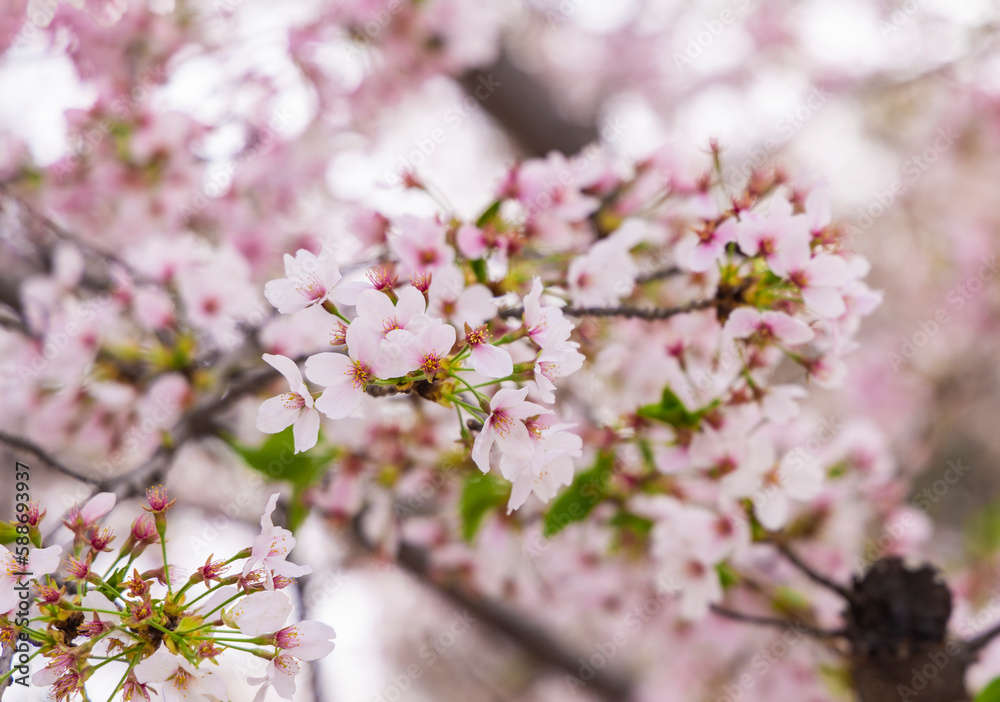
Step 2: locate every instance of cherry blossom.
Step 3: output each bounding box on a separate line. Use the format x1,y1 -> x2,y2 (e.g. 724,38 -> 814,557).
242,494 -> 312,589
463,324 -> 514,378
256,354 -> 321,453
133,648 -> 227,702
0,544 -> 61,614
264,247 -> 353,315
472,388 -> 552,474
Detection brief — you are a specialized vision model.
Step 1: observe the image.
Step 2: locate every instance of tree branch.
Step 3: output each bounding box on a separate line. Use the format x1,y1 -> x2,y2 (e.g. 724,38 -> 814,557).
499,298 -> 718,321
709,604 -> 844,640
347,521 -> 634,701
0,431 -> 99,485
773,541 -> 855,603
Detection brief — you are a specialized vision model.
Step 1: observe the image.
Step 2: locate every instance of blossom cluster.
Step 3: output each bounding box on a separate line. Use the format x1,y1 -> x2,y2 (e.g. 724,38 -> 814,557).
259,147 -> 881,618
0,490 -> 333,702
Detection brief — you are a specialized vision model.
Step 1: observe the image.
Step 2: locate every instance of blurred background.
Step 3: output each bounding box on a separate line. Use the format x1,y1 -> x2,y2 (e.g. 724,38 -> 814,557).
2,1 -> 1000,700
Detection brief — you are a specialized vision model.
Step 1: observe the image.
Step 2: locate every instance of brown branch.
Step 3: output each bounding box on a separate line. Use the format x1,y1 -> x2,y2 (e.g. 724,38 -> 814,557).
967,621 -> 1000,653
347,520 -> 634,701
773,540 -> 855,603
635,266 -> 681,284
499,298 -> 718,321
458,50 -> 598,158
0,431 -> 99,485
709,604 -> 844,640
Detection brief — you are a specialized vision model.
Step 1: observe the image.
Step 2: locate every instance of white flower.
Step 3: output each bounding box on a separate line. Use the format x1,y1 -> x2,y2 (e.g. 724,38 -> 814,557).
256,354 -> 321,454
472,388 -> 551,474
134,648 -> 227,702
242,494 -> 312,589
264,247 -> 352,314
522,277 -> 574,349
226,590 -> 293,637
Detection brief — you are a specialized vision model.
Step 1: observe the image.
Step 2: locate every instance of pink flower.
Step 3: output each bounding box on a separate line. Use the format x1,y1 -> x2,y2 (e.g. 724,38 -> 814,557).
639,497 -> 741,620
355,287 -> 430,340
503,420 -> 582,512
390,215 -> 455,275
63,492 -> 117,532
264,247 -> 353,315
456,223 -> 488,259
736,199 -> 808,262
305,320 -> 413,419
273,620 -> 337,660
522,278 -> 574,349
387,322 -> 456,377
1,544 -> 62,614
761,384 -> 808,424
134,648 -> 227,702
242,494 -> 312,589
463,324 -> 513,378
771,236 -> 849,318
675,218 -> 737,273
724,308 -> 814,346
751,453 -> 825,530
427,266 -> 496,328
256,354 -> 321,454
472,388 -> 551,474
248,655 -> 300,702
567,227 -> 641,306
226,590 -> 293,637
531,343 -> 585,403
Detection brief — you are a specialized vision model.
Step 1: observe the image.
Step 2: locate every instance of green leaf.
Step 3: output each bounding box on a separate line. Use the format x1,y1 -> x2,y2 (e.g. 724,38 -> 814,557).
636,386 -> 705,429
609,511 -> 653,537
975,677 -> 1000,702
716,562 -> 739,590
459,473 -> 510,542
544,451 -> 616,538
475,199 -> 502,228
226,427 -> 338,531
469,258 -> 489,286
965,500 -> 1000,557
0,521 -> 16,545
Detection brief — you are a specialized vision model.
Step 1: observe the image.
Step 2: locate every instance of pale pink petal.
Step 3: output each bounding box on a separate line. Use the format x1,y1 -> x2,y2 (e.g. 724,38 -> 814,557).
80,492 -> 116,525
257,396 -> 300,434
292,409 -> 320,454
766,313 -> 814,345
314,382 -> 364,420
265,278 -> 309,314
802,286 -> 846,318
304,353 -> 353,387
470,344 -> 513,378
228,591 -> 293,637
805,254 -> 849,286
263,354 -> 305,390
724,308 -> 761,339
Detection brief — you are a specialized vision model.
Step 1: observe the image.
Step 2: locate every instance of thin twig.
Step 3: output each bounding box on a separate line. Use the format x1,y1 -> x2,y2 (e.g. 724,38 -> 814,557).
967,621 -> 1000,653
636,266 -> 681,284
345,516 -> 634,701
0,431 -> 99,485
709,604 -> 845,640
499,298 -> 718,320
773,540 -> 855,603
